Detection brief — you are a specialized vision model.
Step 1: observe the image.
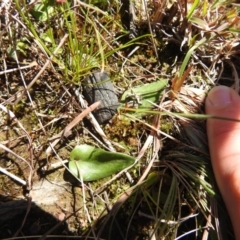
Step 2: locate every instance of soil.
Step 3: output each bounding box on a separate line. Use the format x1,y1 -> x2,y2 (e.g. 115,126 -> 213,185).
1,0 -> 239,239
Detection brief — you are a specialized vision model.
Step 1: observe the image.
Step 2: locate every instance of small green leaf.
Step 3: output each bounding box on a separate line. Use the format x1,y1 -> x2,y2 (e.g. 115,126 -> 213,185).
31,0 -> 55,21
120,79 -> 168,113
68,145 -> 135,181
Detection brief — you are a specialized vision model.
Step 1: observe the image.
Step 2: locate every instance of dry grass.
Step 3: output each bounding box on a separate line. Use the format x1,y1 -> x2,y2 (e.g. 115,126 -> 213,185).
0,0 -> 240,239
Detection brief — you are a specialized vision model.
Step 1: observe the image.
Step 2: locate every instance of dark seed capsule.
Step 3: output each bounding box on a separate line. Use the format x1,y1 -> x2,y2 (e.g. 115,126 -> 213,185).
81,72 -> 119,124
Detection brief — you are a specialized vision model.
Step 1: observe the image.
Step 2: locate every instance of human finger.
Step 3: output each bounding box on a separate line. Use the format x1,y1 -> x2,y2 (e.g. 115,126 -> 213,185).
206,86 -> 240,240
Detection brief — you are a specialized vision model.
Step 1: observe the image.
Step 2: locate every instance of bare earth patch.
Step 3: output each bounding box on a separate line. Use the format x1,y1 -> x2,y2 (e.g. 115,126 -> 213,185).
1,0 -> 239,239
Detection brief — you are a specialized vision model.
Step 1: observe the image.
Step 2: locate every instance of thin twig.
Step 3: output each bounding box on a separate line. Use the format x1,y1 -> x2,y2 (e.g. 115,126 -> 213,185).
3,34 -> 69,106
46,101 -> 101,155
0,167 -> 26,185
75,89 -> 116,152
142,0 -> 159,64
0,61 -> 37,75
0,103 -> 33,188
27,34 -> 69,91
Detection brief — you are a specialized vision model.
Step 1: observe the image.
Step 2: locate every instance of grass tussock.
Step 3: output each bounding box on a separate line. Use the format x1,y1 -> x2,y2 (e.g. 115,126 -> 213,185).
0,0 -> 239,239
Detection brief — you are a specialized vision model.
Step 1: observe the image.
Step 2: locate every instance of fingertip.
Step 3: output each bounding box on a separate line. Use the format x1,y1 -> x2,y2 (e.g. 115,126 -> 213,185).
205,86 -> 239,114
206,86 -> 240,148
206,85 -> 240,168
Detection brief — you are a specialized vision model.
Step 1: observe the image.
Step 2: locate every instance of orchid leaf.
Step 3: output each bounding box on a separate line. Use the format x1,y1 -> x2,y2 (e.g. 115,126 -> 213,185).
120,79 -> 168,113
68,145 -> 135,181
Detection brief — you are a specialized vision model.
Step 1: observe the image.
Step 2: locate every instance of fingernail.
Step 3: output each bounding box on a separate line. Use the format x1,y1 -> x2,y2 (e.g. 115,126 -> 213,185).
207,86 -> 232,108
